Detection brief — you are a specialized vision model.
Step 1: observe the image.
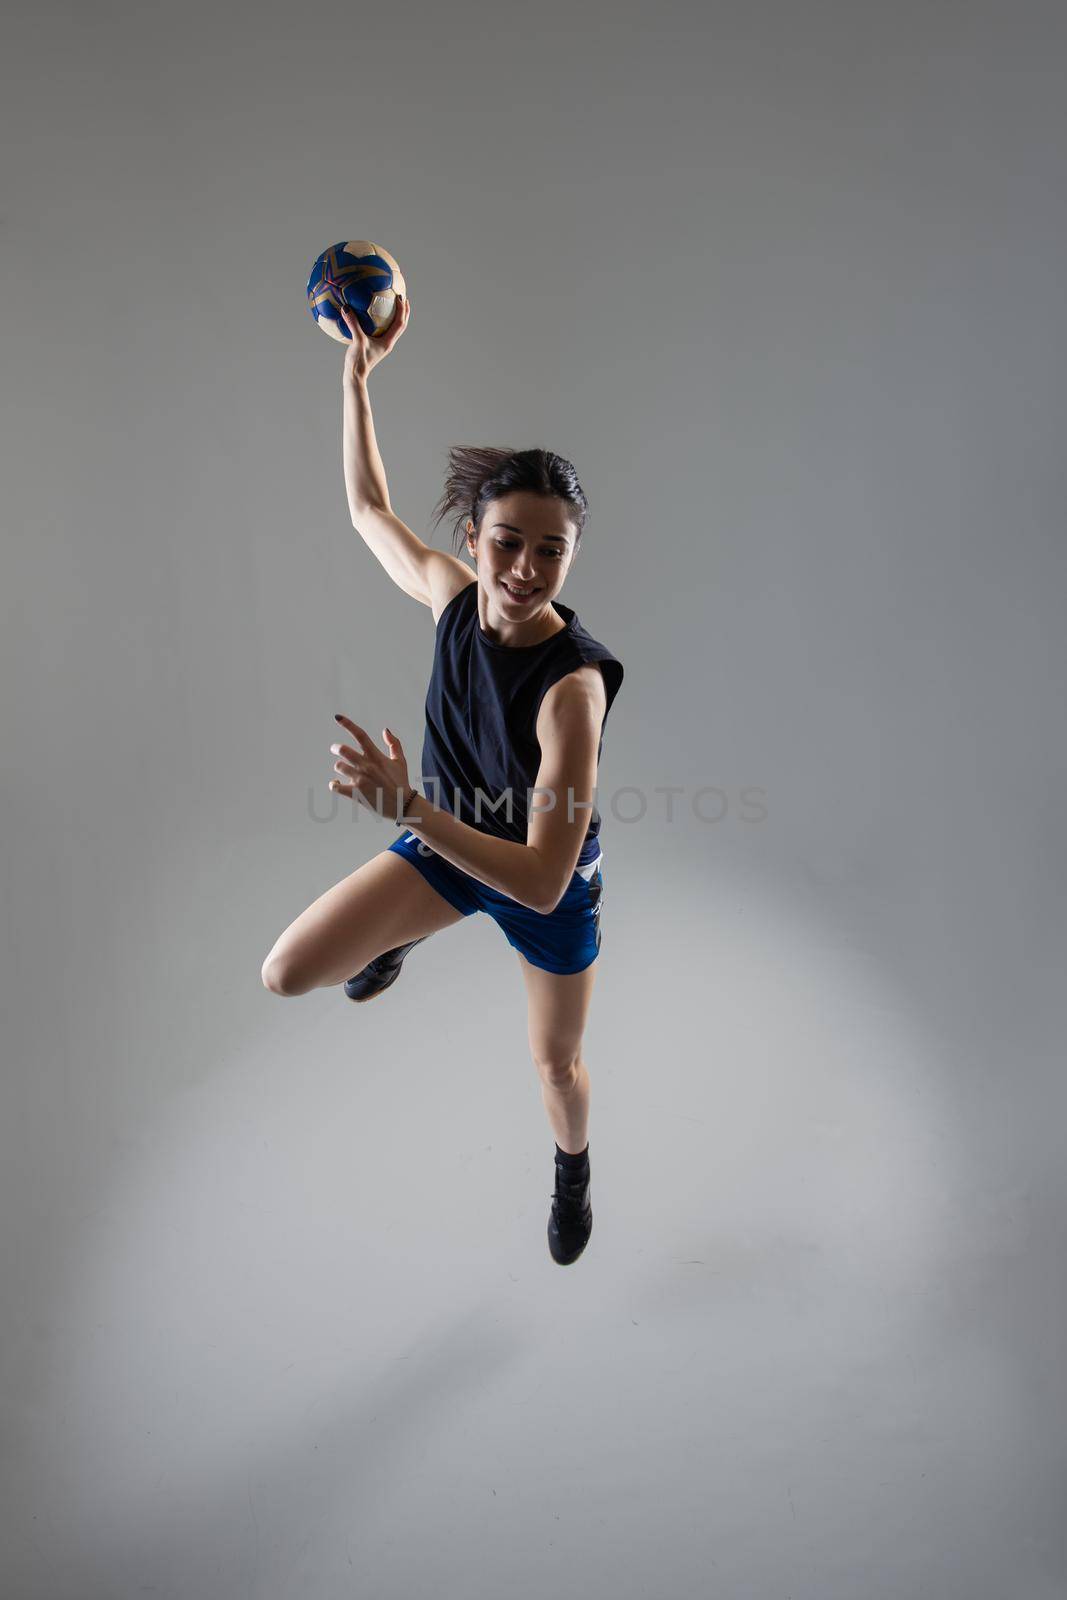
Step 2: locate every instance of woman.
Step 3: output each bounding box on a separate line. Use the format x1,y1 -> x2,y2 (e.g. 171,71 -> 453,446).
261,295 -> 624,1265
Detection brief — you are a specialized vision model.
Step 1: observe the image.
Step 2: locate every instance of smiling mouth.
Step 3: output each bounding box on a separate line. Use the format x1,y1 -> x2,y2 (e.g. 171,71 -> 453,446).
500,582 -> 541,599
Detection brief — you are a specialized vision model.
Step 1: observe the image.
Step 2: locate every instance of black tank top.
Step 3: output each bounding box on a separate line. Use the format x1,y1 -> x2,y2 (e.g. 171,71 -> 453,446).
419,581 -> 624,869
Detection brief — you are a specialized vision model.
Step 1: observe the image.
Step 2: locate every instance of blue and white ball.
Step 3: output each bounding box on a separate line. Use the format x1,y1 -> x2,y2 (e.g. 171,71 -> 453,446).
306,240 -> 407,343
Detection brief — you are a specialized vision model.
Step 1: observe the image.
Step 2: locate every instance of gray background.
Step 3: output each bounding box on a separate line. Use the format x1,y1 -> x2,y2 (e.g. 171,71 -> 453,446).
3,1 -> 1066,1596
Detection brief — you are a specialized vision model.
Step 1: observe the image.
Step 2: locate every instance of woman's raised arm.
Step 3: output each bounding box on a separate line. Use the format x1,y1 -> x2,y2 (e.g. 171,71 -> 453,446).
338,298 -> 431,600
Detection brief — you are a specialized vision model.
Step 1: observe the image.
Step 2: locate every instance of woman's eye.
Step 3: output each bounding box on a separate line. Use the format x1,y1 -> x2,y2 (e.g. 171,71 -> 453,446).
496,539 -> 561,558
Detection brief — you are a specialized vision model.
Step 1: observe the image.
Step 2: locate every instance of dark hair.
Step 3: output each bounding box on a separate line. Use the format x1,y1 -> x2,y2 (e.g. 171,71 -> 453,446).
429,447 -> 589,556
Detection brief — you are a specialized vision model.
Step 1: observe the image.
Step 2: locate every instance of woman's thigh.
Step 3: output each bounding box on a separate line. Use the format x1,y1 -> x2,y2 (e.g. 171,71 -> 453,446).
517,951 -> 598,1076
262,849 -> 470,995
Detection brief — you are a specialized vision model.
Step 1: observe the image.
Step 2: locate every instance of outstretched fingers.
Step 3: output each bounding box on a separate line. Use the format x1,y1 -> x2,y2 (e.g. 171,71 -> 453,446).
334,714 -> 372,753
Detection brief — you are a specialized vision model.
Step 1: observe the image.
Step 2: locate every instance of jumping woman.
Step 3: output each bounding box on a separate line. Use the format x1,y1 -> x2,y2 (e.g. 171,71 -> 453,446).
261,294 -> 624,1265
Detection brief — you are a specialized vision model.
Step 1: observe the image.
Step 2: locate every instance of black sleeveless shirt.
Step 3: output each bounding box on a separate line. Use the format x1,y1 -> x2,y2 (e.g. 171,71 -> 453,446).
419,581 -> 624,869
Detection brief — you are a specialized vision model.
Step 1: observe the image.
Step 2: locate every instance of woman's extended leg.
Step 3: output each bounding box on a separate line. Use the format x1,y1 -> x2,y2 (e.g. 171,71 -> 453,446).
261,851 -> 469,996
517,952 -> 598,1155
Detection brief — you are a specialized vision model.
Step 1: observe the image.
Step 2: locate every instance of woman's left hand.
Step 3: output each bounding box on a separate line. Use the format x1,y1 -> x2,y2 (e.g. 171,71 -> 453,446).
329,715 -> 413,819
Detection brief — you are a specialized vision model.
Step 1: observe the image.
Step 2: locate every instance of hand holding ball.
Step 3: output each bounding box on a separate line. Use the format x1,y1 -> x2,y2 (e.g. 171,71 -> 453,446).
306,239 -> 408,342
337,291 -> 410,385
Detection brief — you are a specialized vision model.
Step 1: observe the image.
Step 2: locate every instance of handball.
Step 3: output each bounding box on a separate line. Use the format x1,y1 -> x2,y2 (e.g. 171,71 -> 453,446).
306,240 -> 407,343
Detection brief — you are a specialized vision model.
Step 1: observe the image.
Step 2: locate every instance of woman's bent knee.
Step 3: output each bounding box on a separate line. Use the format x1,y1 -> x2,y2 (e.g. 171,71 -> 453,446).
260,850 -> 466,998
261,952 -> 313,997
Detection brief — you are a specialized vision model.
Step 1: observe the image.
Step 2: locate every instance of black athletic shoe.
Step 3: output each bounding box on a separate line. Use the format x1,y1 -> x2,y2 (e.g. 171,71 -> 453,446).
548,1155 -> 593,1265
343,936 -> 429,1003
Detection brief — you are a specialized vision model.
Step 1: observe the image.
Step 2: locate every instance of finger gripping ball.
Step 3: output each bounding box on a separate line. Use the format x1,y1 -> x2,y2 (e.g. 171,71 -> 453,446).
306,240 -> 407,343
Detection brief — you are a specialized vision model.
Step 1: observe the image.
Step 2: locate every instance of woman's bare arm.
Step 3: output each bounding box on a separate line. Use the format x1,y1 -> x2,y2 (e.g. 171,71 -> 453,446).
399,669 -> 607,912
342,379 -> 435,600
333,297 -> 429,601
336,300 -> 472,613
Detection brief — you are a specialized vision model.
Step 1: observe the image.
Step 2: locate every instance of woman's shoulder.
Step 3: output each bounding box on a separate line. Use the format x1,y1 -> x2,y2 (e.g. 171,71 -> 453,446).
538,637 -> 624,724
566,612 -> 624,680
541,661 -> 610,711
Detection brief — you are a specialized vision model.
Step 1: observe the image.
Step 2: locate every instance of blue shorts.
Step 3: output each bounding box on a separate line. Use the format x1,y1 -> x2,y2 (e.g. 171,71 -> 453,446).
387,832 -> 605,975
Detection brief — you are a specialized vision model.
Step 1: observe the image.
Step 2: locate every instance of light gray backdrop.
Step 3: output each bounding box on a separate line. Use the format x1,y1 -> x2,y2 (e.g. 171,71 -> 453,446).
3,1 -> 1065,1596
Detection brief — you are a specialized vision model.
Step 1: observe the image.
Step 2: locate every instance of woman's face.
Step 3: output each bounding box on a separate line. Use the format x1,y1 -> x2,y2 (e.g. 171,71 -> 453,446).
466,492 -> 578,614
